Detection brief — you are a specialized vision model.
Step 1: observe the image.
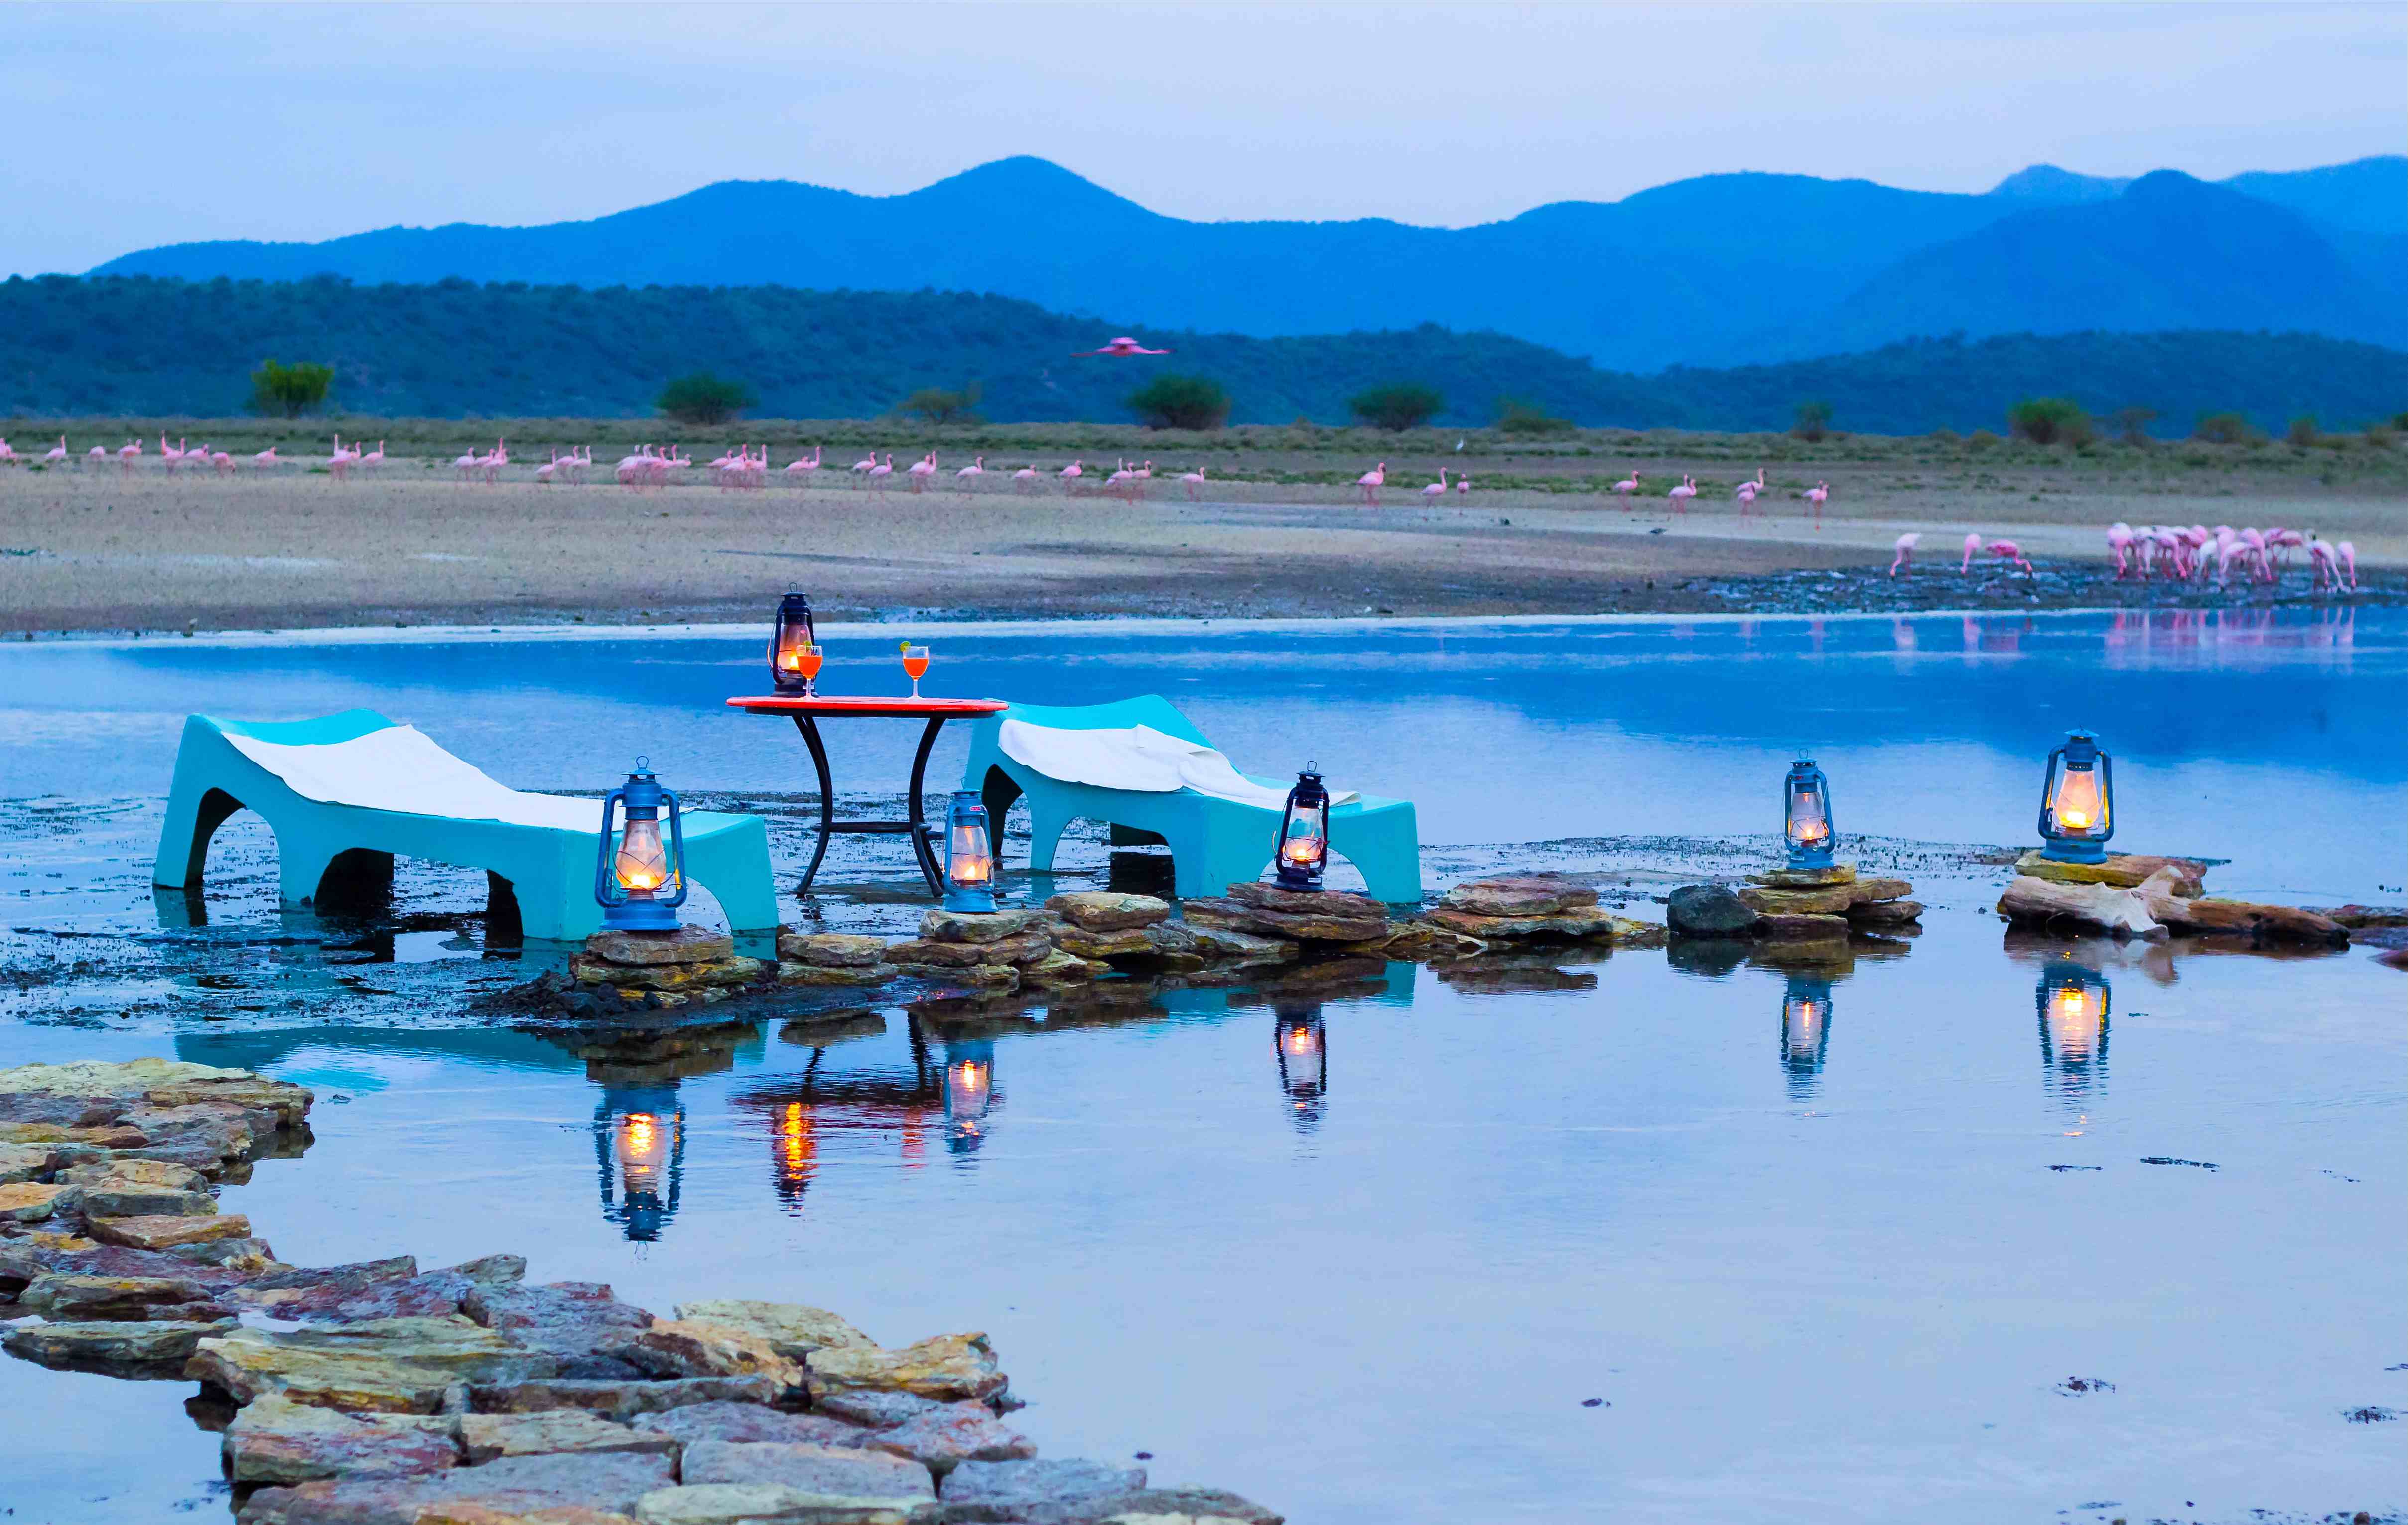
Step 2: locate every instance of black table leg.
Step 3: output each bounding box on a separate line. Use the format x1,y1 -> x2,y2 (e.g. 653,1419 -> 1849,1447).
791,714 -> 835,897
905,717 -> 946,894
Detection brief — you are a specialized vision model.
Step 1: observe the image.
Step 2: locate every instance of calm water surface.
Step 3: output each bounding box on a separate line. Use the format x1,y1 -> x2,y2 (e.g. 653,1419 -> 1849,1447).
0,608 -> 2400,1523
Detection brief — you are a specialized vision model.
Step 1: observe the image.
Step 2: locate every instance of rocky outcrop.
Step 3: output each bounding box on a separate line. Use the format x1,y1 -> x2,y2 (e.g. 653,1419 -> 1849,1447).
804,1334 -> 1006,1404
1043,894 -> 1171,933
670,1300 -> 873,1359
2013,850 -> 2207,894
223,1395 -> 460,1484
237,1450 -> 677,1525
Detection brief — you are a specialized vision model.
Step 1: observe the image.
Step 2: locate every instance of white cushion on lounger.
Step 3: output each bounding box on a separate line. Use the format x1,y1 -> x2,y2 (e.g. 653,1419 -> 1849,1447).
997,720 -> 1356,811
220,724 -> 603,833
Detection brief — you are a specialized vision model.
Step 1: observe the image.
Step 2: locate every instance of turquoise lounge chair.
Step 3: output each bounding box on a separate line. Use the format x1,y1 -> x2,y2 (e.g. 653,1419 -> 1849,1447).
152,710 -> 781,942
959,696 -> 1423,903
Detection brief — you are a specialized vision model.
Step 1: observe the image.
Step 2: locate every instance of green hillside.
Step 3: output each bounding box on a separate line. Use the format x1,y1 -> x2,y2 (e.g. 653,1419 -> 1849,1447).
1,274 -> 2401,436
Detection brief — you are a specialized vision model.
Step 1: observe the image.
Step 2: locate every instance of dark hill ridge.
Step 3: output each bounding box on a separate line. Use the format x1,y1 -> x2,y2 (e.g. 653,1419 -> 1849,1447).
4,273 -> 2401,435
89,156 -> 2407,372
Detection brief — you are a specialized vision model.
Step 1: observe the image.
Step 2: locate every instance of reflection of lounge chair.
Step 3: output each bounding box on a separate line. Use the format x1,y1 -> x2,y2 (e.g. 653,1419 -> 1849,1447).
152,710 -> 780,942
959,696 -> 1421,902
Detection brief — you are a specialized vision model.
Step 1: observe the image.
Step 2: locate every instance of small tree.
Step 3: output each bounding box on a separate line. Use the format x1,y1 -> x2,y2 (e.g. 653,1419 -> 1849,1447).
1790,400 -> 1832,442
1127,374 -> 1231,431
2108,405 -> 2158,446
1349,382 -> 1443,431
657,371 -> 758,426
2007,397 -> 2096,447
1966,428 -> 2001,451
902,382 -> 983,425
1495,398 -> 1574,437
2193,411 -> 2251,445
2286,415 -> 2320,447
250,359 -> 335,418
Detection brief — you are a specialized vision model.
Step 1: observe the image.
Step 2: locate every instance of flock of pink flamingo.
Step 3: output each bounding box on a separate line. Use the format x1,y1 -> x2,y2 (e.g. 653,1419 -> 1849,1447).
2,433 -> 351,476
2104,520 -> 2356,590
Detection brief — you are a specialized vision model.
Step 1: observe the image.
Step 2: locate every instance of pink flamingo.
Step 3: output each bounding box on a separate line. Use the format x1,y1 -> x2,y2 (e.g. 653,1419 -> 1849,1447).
1058,459 -> 1084,491
326,435 -> 353,482
2106,523 -> 2134,579
481,439 -> 507,485
849,449 -> 878,479
455,444 -> 483,483
1804,481 -> 1829,525
1610,471 -> 1640,504
0,438 -> 14,467
1180,466 -> 1209,500
1888,532 -> 1920,578
867,453 -> 895,497
1105,458 -> 1134,495
361,440 -> 385,473
1422,468 -> 1450,501
2215,533 -> 2256,587
2239,528 -> 2272,583
42,436 -> 67,468
1734,468 -> 1765,500
1130,460 -> 1153,499
535,451 -> 561,486
1011,464 -> 1041,492
211,449 -> 234,476
1985,538 -> 2033,576
85,444 -> 108,468
1960,532 -> 1984,573
785,446 -> 823,487
907,452 -> 937,492
1455,473 -> 1471,495
1665,475 -> 1696,513
158,435 -> 185,473
2336,540 -> 2357,591
1357,462 -> 1386,507
955,455 -> 986,485
253,443 -> 282,471
117,438 -> 143,472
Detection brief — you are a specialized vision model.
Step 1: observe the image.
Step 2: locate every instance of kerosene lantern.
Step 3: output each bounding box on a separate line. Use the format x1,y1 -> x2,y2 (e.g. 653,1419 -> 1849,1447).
942,790 -> 997,913
769,591 -> 820,694
1273,764 -> 1330,891
595,759 -> 687,931
1782,757 -> 1836,870
2036,730 -> 2115,864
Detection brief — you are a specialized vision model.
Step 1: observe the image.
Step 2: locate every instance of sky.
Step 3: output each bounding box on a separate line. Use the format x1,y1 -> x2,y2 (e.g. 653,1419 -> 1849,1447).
4,1 -> 2402,278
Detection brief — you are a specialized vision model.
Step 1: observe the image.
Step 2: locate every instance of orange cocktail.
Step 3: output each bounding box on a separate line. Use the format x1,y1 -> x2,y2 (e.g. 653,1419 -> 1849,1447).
901,644 -> 931,699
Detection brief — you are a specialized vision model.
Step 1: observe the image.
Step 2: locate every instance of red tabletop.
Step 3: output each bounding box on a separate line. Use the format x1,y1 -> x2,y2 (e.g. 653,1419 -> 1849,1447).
726,695 -> 1008,719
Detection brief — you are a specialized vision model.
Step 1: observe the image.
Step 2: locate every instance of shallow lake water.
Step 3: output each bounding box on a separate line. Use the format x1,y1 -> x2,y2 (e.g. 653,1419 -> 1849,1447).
1,607 -> 2401,1524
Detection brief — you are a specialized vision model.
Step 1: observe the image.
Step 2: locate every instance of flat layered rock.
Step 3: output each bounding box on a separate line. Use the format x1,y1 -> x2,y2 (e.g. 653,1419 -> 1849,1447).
1225,882 -> 1387,918
865,1403 -> 1035,1476
81,1185 -> 217,1218
238,1451 -> 676,1525
1995,875 -> 2165,939
242,1269 -> 475,1324
681,1441 -> 935,1500
141,1075 -> 316,1129
919,909 -> 1052,944
1047,924 -> 1153,959
1018,951 -> 1106,984
938,1458 -> 1145,1525
193,1317 -> 560,1412
587,929 -> 737,967
804,1334 -> 1004,1404
18,1272 -> 223,1320
812,1391 -> 946,1430
776,933 -> 890,968
1343,922 -> 1483,961
1094,1490 -> 1285,1525
87,1211 -> 252,1250
0,1057 -> 247,1101
1177,898 -> 1386,944
671,1301 -> 871,1359
1752,864 -> 1857,888
0,1143 -> 64,1183
0,1180 -> 79,1221
890,964 -> 1018,991
573,956 -> 764,993
1736,885 -> 1856,916
471,1377 -> 785,1420
2013,851 -> 2207,893
1756,913 -> 1852,942
467,1281 -> 658,1360
1043,893 -> 1171,933
616,1320 -> 804,1389
779,963 -> 900,988
2139,886 -> 2349,946
631,1481 -> 933,1525
1848,899 -> 1925,926
884,935 -> 1051,970
1442,874 -> 1599,917
1608,918 -> 1670,949
57,1157 -> 212,1191
2303,904 -> 2408,929
225,1395 -> 460,1484
6,1316 -> 235,1372
631,1401 -> 876,1449
0,1120 -> 148,1148
1420,905 -> 1619,941
1848,877 -> 1913,904
1181,925 -> 1299,964
460,1411 -> 677,1464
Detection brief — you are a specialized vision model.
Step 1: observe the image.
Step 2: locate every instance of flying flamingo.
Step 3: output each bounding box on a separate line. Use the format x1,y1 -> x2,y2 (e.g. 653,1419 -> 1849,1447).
1011,464 -> 1041,492
1888,532 -> 1920,578
1611,471 -> 1640,505
1422,468 -> 1450,501
1666,475 -> 1696,513
42,437 -> 67,468
1357,462 -> 1386,507
907,452 -> 938,492
955,455 -> 985,485
867,453 -> 895,497
1072,336 -> 1172,356
1179,465 -> 1209,500
1804,481 -> 1829,524
1058,459 -> 1084,491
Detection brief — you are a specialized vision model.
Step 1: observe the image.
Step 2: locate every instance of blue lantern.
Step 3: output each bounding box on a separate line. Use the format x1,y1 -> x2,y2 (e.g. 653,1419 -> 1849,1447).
942,790 -> 998,913
1782,757 -> 1835,869
2037,730 -> 2115,864
595,758 -> 687,932
1273,764 -> 1330,891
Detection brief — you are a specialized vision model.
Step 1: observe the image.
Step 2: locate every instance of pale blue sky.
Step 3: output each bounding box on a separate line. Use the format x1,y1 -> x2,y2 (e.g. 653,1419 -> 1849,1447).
5,1 -> 2401,277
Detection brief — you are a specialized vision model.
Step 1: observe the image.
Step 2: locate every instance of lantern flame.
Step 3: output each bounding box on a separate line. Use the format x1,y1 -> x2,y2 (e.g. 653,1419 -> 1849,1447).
2051,766 -> 2104,832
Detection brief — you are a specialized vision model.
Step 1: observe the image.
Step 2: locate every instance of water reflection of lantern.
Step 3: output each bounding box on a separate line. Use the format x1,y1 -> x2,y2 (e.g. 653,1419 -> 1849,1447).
595,760 -> 687,931
943,1041 -> 994,1154
1780,975 -> 1833,1099
942,791 -> 998,913
2036,960 -> 2111,1082
594,1085 -> 686,1241
1274,765 -> 1330,891
1273,1002 -> 1328,1131
1782,757 -> 1836,870
2036,730 -> 2115,864
769,591 -> 819,694
772,1099 -> 818,1206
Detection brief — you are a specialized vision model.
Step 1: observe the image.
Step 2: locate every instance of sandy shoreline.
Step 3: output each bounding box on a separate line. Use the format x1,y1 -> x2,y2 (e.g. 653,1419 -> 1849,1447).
2,461 -> 2400,631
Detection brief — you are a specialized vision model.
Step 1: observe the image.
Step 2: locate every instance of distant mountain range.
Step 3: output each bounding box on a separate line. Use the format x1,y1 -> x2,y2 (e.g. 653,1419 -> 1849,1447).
6,274 -> 2402,434
87,155 -> 2406,371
